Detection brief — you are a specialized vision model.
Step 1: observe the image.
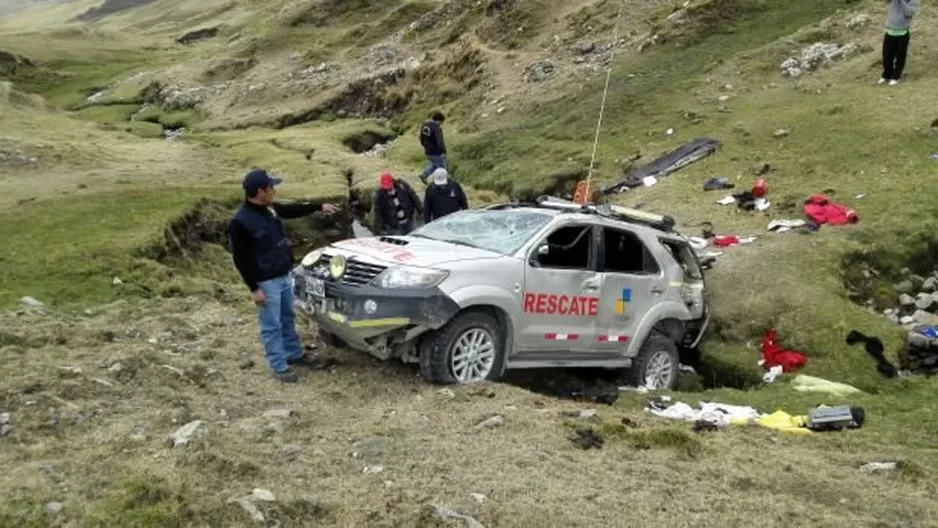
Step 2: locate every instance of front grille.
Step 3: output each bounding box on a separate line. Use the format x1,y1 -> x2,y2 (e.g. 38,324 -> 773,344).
311,254 -> 387,286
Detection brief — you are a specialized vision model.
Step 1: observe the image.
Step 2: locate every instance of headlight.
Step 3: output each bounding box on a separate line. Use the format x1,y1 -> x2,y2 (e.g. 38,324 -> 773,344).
373,266 -> 449,289
301,249 -> 325,267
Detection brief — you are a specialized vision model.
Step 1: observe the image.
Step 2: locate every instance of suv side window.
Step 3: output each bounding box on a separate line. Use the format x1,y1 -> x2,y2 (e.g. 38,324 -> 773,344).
601,226 -> 660,274
532,225 -> 594,269
659,238 -> 703,280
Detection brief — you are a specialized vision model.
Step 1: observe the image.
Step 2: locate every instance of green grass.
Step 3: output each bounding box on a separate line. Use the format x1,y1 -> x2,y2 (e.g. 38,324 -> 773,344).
0,187 -> 238,308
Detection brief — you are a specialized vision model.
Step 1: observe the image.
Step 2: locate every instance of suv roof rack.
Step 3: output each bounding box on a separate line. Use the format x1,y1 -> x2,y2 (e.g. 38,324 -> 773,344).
533,195 -> 676,232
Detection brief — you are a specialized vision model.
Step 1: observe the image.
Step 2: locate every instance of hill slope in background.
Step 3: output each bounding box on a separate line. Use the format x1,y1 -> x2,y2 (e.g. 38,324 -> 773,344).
3,0 -> 938,525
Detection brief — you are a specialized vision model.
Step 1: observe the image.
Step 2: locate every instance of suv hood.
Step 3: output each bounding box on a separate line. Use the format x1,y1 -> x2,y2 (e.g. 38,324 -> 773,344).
327,236 -> 502,267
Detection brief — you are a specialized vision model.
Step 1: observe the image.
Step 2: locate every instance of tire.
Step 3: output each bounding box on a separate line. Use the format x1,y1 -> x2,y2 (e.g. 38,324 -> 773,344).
419,310 -> 506,385
624,332 -> 680,390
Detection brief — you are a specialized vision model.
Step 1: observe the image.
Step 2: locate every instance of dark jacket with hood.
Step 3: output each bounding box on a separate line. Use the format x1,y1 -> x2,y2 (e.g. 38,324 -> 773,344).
373,179 -> 422,233
419,119 -> 446,156
424,180 -> 468,223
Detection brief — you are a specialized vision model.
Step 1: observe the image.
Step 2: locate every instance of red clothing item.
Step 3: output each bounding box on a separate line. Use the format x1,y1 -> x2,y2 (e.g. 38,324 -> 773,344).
803,195 -> 858,226
713,235 -> 739,247
760,329 -> 807,373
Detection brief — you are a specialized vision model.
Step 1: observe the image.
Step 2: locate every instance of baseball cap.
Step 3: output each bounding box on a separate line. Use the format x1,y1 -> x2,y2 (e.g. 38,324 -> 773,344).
242,168 -> 282,193
379,172 -> 394,190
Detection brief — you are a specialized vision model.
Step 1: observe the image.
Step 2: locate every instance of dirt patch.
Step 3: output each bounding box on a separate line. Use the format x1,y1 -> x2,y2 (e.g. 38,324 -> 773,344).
653,0 -> 748,48
201,57 -> 256,83
140,198 -> 235,263
476,0 -> 550,50
342,130 -> 398,154
0,50 -> 35,77
274,47 -> 486,129
177,27 -> 220,45
74,0 -> 158,22
288,0 -> 391,27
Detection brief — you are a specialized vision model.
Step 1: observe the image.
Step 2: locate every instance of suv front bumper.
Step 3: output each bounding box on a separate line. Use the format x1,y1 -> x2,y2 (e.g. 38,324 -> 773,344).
292,266 -> 460,349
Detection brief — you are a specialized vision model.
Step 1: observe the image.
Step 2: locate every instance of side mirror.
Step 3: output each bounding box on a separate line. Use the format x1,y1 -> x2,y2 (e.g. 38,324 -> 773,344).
537,244 -> 550,256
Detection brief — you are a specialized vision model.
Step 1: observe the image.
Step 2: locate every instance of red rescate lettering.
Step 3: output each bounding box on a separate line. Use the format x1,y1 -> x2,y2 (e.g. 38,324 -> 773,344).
523,293 -> 535,313
557,295 -> 569,315
587,297 -> 599,316
535,294 -> 547,314
569,296 -> 580,316
546,295 -> 559,314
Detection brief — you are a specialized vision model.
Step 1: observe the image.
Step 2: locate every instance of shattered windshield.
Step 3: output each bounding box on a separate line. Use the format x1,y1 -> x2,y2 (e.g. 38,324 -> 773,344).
411,210 -> 552,256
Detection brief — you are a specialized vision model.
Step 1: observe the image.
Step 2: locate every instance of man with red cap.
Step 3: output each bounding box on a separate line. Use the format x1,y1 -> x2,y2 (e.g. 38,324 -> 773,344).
373,172 -> 422,235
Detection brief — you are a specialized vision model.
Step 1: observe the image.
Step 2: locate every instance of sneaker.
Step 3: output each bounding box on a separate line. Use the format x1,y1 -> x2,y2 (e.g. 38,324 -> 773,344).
877,78 -> 886,85
274,369 -> 298,383
289,353 -> 337,371
889,79 -> 899,86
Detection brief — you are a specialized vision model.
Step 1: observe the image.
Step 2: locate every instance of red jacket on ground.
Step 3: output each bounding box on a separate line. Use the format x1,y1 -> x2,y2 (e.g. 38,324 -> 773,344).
803,195 -> 858,226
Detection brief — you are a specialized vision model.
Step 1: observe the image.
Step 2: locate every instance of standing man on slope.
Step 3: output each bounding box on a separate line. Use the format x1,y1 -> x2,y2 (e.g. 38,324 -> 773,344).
229,168 -> 339,383
373,172 -> 422,236
419,111 -> 447,185
424,168 -> 468,223
880,0 -> 921,85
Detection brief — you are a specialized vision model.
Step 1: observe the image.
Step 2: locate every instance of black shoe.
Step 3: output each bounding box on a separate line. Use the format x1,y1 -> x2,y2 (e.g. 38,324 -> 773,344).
274,369 -> 298,383
289,353 -> 338,371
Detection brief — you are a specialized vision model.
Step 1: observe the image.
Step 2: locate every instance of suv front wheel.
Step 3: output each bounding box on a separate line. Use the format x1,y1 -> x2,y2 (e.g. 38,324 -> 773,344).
625,333 -> 680,390
420,310 -> 506,384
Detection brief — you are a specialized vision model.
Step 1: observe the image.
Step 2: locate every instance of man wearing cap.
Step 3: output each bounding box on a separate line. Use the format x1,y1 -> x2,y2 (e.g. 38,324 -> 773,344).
423,167 -> 468,223
373,172 -> 421,236
229,168 -> 340,383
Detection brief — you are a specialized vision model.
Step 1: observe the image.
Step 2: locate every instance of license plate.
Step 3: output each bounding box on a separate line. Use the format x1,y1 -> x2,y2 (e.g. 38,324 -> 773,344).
307,278 -> 325,299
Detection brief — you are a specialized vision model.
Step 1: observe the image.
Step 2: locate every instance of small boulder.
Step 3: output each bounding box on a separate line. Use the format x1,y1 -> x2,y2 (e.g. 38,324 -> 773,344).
262,408 -> 295,419
45,502 -> 64,515
846,14 -> 872,30
912,310 -> 938,326
0,424 -> 11,437
894,280 -> 914,294
0,412 -> 9,425
577,41 -> 595,54
923,276 -> 938,292
169,420 -> 205,448
899,294 -> 916,307
916,296 -> 934,311
473,415 -> 504,430
773,129 -> 791,138
900,316 -> 915,325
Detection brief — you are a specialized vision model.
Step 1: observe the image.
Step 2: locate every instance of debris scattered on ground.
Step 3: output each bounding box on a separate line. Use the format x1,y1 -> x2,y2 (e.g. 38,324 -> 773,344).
169,419 -> 205,448
473,415 -> 504,431
846,331 -> 900,378
522,60 -> 556,82
712,235 -> 756,248
471,493 -> 487,503
645,399 -> 760,428
762,365 -> 784,384
902,328 -> 938,376
363,465 -> 385,475
759,328 -> 807,376
791,375 -> 863,396
767,219 -> 808,233
804,195 -> 858,226
602,137 -> 721,194
773,128 -> 791,138
859,461 -> 899,474
846,13 -> 872,30
703,176 -> 734,191
423,504 -> 485,528
780,42 -> 859,77
570,428 -> 604,450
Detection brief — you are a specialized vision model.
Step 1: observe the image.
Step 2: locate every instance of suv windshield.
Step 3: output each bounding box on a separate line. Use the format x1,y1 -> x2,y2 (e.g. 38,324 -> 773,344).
411,209 -> 552,256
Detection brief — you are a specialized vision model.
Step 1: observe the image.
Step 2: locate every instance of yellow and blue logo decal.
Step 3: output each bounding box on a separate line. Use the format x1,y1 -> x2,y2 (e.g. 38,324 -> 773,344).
614,288 -> 631,315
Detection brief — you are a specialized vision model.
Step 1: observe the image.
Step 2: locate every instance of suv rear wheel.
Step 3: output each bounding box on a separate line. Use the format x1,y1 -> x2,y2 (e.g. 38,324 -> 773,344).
625,333 -> 679,390
420,311 -> 506,384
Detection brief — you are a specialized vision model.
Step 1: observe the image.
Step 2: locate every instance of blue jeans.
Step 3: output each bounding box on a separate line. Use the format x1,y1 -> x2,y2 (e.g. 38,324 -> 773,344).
421,154 -> 447,179
257,275 -> 304,373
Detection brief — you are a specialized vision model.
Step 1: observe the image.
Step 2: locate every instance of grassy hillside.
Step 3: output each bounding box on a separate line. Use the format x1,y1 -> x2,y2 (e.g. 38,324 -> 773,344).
3,0 -> 938,525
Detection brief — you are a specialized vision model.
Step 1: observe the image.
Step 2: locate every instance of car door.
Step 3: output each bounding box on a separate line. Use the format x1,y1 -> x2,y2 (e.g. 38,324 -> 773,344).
595,224 -> 668,353
518,222 -> 602,353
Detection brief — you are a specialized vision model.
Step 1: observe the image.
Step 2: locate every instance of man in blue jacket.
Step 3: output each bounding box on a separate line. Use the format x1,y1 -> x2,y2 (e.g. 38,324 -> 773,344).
229,168 -> 339,383
419,111 -> 447,184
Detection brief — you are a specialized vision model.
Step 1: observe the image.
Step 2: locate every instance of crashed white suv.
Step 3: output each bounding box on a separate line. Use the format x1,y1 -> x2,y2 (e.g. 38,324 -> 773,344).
292,196 -> 710,389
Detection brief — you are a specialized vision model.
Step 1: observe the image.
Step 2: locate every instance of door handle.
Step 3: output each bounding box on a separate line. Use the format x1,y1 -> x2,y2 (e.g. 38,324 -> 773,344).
581,279 -> 601,291
651,285 -> 665,294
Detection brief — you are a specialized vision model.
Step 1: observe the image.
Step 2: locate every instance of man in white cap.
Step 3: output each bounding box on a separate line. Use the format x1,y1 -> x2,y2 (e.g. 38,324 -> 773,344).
423,168 -> 467,223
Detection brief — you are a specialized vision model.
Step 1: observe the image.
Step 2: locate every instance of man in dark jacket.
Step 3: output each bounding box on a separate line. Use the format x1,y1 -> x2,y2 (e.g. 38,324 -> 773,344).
373,172 -> 421,235
229,168 -> 339,383
424,168 -> 468,223
419,111 -> 447,184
